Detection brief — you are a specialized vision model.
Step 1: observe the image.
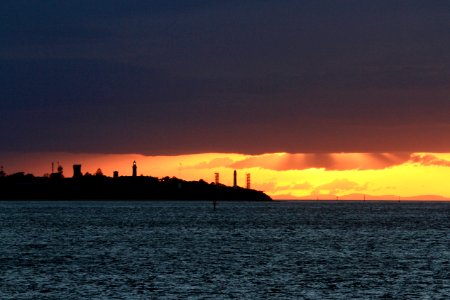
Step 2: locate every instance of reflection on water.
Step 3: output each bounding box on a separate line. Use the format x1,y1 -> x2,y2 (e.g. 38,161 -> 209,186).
0,201 -> 449,299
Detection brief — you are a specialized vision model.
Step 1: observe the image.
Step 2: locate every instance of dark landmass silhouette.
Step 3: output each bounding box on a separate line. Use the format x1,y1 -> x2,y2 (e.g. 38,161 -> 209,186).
0,173 -> 272,201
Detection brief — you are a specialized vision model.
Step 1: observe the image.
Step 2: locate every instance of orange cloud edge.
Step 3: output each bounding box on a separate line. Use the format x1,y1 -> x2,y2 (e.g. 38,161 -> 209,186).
2,152 -> 450,201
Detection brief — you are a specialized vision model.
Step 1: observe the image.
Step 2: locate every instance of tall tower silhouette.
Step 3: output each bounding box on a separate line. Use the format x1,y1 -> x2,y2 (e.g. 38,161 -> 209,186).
246,173 -> 251,189
214,173 -> 220,185
132,161 -> 137,177
233,170 -> 237,188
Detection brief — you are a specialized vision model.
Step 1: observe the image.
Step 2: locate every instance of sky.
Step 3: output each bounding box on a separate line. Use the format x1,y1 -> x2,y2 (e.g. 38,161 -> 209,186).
1,1 -> 450,199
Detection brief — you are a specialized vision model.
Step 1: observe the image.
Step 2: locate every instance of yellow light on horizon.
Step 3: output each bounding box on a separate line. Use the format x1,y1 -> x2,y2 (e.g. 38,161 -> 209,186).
3,152 -> 450,200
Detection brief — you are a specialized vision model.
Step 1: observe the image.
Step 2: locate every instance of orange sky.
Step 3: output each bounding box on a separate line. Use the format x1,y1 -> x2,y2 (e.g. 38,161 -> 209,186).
2,152 -> 450,200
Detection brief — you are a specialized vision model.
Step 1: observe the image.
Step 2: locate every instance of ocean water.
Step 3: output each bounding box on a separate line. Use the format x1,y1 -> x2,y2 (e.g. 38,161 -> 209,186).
0,201 -> 449,299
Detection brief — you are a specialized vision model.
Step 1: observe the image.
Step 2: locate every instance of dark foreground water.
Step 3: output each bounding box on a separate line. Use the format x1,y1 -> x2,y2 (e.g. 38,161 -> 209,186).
0,201 -> 449,299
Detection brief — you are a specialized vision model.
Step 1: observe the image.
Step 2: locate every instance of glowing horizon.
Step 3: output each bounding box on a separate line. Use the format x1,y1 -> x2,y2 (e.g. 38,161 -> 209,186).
2,151 -> 450,201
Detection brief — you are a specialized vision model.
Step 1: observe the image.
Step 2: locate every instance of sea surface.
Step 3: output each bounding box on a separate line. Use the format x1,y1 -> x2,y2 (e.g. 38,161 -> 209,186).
0,201 -> 449,299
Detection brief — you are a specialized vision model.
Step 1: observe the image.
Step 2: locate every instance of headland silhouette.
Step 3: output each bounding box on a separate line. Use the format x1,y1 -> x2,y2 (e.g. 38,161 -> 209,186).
0,162 -> 272,201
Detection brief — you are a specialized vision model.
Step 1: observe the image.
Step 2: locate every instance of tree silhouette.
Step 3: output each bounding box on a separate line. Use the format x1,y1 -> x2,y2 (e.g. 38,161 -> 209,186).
95,168 -> 104,177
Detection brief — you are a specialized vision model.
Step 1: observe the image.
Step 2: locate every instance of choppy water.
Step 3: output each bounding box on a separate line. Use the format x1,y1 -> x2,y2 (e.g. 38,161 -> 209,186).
0,201 -> 449,299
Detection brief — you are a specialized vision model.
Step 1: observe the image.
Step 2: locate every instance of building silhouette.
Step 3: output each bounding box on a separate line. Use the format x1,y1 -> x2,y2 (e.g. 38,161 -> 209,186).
132,161 -> 137,177
73,165 -> 82,178
233,170 -> 237,188
113,171 -> 119,178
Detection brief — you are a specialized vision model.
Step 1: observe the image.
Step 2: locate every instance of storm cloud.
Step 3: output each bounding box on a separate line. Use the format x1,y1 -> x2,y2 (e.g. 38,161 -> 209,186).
231,153 -> 412,171
1,1 -> 450,154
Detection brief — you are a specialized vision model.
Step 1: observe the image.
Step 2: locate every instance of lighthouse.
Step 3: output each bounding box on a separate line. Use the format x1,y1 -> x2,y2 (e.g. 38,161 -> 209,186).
132,161 -> 137,177
233,170 -> 237,188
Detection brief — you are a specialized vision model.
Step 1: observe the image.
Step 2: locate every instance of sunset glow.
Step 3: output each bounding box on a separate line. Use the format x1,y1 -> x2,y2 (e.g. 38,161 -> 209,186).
3,152 -> 450,200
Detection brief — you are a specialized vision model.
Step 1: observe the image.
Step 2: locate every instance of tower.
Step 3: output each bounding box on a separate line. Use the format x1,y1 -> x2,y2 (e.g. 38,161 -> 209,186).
233,170 -> 237,188
73,164 -> 82,178
132,161 -> 137,177
246,173 -> 251,189
214,173 -> 220,185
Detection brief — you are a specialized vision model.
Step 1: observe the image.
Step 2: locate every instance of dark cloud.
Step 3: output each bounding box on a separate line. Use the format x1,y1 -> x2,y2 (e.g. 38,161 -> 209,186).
231,153 -> 412,171
183,158 -> 235,170
409,154 -> 450,167
1,1 -> 450,154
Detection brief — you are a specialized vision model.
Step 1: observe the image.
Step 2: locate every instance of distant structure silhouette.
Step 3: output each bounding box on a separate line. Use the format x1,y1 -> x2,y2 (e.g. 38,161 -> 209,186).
0,166 -> 5,177
246,173 -> 251,189
215,173 -> 219,185
73,165 -> 82,178
0,163 -> 272,201
132,161 -> 137,177
233,170 -> 237,188
50,164 -> 64,179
